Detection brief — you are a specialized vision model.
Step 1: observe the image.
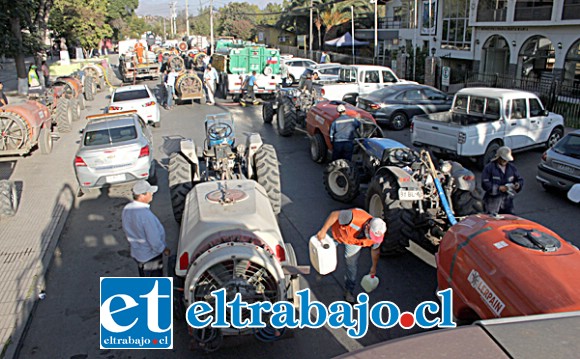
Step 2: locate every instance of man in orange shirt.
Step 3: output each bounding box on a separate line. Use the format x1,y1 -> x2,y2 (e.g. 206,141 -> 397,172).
317,208 -> 386,303
134,42 -> 145,64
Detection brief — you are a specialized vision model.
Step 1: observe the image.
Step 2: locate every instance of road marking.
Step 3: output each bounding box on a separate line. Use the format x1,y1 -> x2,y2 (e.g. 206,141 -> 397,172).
406,241 -> 437,268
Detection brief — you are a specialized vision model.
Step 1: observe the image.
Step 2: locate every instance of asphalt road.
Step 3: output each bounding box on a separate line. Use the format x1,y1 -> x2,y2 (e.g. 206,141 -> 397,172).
16,75 -> 580,358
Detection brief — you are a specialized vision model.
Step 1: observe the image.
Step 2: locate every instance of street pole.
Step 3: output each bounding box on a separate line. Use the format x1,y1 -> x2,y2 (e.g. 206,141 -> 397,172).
186,0 -> 190,37
413,0 -> 417,81
210,0 -> 214,55
309,0 -> 313,59
351,6 -> 355,64
374,0 -> 378,64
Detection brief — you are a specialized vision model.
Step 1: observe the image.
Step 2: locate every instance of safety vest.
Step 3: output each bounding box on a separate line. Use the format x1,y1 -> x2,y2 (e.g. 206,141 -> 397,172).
28,69 -> 40,87
331,208 -> 376,247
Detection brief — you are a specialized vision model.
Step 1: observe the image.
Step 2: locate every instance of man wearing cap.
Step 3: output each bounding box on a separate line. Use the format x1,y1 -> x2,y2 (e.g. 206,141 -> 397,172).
481,146 -> 524,215
122,180 -> 170,277
317,208 -> 386,303
329,104 -> 361,161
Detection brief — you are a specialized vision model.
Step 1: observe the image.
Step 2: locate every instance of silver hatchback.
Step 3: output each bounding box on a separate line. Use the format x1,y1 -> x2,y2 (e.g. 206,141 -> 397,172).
74,111 -> 156,191
537,129 -> 580,191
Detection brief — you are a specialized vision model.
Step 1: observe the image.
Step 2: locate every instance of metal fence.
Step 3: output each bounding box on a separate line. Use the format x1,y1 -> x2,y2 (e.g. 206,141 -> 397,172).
464,72 -> 580,128
277,46 -> 389,66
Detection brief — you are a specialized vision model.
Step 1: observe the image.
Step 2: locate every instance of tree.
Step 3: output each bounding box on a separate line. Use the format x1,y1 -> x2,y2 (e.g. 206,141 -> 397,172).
319,7 -> 350,44
259,3 -> 283,26
50,0 -> 113,56
217,2 -> 259,39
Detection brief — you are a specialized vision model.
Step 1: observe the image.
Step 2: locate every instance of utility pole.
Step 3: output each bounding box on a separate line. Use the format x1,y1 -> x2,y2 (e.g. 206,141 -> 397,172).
351,6 -> 355,64
169,2 -> 175,37
210,0 -> 214,55
185,0 -> 190,37
163,17 -> 166,41
372,0 -> 378,63
309,0 -> 313,59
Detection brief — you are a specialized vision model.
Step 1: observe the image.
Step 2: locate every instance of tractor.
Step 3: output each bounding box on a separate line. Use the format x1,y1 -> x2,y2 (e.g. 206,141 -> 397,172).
262,86 -> 324,137
167,113 -> 306,351
323,137 -> 483,256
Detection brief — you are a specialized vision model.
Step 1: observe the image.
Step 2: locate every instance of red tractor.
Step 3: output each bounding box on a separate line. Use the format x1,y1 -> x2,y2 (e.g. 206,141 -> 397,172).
32,76 -> 85,133
305,100 -> 381,163
0,101 -> 53,156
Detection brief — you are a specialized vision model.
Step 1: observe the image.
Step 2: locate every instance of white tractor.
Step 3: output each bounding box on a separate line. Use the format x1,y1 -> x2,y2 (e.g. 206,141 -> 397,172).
167,113 -> 306,351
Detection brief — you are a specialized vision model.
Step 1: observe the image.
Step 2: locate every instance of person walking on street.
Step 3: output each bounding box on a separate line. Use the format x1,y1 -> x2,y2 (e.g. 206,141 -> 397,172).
321,51 -> 331,63
165,68 -> 178,110
242,71 -> 257,102
317,208 -> 386,303
204,64 -> 218,105
280,62 -> 289,87
481,146 -> 524,215
0,81 -> 8,107
122,180 -> 171,277
41,61 -> 50,88
329,104 -> 360,161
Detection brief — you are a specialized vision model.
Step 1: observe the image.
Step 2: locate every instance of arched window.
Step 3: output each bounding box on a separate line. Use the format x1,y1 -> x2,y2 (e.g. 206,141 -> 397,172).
563,39 -> 580,87
481,35 -> 510,74
517,36 -> 554,80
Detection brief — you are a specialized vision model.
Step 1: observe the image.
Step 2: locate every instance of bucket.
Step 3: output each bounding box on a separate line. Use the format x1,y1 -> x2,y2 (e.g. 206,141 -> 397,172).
361,274 -> 379,293
309,234 -> 337,275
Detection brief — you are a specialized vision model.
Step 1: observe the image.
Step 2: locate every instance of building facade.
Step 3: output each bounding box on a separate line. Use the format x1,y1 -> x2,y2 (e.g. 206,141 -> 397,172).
378,0 -> 580,87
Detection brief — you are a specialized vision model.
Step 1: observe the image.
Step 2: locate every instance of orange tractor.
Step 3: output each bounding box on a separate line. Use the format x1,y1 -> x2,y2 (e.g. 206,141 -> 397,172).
0,100 -> 53,156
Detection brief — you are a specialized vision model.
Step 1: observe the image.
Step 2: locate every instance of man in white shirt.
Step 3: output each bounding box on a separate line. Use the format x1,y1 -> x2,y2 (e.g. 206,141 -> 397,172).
165,68 -> 178,110
122,180 -> 170,277
204,64 -> 218,105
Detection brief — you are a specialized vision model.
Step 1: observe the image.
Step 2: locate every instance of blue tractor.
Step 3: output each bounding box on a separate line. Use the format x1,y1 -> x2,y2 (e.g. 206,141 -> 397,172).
324,137 -> 483,256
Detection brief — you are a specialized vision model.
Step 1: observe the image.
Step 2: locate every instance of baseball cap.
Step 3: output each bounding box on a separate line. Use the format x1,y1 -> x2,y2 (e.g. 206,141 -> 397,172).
493,146 -> 514,162
132,180 -> 158,195
367,218 -> 387,244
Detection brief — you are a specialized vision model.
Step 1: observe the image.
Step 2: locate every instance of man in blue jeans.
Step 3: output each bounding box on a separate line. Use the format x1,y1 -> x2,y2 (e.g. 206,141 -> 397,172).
165,68 -> 178,110
317,208 -> 386,303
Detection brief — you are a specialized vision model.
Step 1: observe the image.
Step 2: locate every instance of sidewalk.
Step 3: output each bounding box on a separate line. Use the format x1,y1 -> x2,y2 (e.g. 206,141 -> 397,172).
0,63 -> 106,358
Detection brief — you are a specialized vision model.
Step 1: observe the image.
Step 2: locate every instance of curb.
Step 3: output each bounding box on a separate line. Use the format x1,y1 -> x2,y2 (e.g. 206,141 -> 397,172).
2,186 -> 76,359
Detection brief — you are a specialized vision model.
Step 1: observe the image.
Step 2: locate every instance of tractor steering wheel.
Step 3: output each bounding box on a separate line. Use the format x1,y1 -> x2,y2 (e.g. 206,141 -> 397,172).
207,122 -> 233,141
390,148 -> 416,166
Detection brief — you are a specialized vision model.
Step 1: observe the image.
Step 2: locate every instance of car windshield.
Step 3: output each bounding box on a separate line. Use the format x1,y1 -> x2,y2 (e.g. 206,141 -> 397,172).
553,134 -> 580,158
112,89 -> 149,102
84,126 -> 138,146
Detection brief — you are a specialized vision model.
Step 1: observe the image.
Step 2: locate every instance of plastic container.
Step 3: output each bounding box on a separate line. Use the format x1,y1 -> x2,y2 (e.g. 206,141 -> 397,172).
309,235 -> 337,275
361,274 -> 379,293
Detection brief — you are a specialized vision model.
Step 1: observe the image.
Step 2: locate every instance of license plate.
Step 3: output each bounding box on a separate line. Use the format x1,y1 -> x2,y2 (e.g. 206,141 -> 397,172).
556,164 -> 575,174
399,189 -> 424,200
106,174 -> 126,183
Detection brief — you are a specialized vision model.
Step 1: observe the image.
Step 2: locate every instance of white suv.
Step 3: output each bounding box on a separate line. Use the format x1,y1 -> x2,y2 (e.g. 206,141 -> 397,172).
281,57 -> 318,86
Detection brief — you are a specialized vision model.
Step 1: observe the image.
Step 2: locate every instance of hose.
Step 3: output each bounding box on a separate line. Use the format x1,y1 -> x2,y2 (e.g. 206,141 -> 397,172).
96,64 -> 118,90
254,324 -> 286,342
192,327 -> 223,352
422,150 -> 457,226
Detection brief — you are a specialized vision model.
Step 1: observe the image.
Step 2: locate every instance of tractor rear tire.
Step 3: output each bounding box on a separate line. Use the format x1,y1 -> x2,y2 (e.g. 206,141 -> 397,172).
0,113 -> 28,152
39,127 -> 53,154
84,75 -> 95,101
366,174 -> 413,256
477,142 -> 500,170
0,180 -> 18,217
71,98 -> 81,121
452,190 -> 484,216
168,152 -> 195,224
262,102 -> 274,124
79,93 -> 86,110
56,98 -> 73,133
310,132 -> 327,163
323,159 -> 359,203
277,97 -> 298,137
254,144 -> 282,214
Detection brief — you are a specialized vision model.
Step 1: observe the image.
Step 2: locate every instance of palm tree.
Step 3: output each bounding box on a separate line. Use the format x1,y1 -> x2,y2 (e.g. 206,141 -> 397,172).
320,7 -> 350,46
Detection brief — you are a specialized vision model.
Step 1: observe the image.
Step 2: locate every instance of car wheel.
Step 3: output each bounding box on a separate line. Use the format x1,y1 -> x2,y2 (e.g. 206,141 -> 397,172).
546,127 -> 563,149
390,112 -> 408,131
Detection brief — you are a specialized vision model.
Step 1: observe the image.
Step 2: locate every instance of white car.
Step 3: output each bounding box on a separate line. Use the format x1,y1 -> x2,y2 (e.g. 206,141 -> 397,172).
281,57 -> 318,86
109,85 -> 161,128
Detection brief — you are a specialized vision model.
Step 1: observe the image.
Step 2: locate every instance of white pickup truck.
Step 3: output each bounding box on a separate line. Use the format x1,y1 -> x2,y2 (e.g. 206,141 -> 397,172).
313,65 -> 414,105
411,87 -> 565,168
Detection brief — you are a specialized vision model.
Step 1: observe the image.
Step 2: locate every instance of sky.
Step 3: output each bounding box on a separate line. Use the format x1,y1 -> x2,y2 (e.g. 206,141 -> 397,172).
136,0 -> 282,17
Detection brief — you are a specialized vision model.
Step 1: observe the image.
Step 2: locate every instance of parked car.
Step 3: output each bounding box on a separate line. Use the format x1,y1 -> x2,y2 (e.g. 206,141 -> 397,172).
108,84 -> 161,127
281,57 -> 318,86
357,84 -> 452,130
300,63 -> 343,83
537,129 -> 580,192
74,111 -> 156,193
411,87 -> 565,169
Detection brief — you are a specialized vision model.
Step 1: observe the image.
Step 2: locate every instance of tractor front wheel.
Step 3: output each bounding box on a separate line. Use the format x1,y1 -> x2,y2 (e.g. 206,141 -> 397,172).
323,159 -> 360,203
